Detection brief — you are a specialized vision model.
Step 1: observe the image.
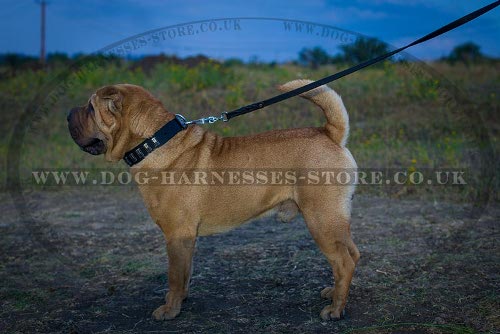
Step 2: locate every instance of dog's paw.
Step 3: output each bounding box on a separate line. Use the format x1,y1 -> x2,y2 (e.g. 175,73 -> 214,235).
320,287 -> 334,299
320,305 -> 345,321
152,304 -> 181,321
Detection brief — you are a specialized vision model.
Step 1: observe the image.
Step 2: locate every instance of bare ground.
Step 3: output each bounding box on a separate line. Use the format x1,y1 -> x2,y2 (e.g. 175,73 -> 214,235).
0,188 -> 498,334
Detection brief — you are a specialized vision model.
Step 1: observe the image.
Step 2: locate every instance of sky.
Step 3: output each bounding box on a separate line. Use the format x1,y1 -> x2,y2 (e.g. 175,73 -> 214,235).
0,0 -> 498,62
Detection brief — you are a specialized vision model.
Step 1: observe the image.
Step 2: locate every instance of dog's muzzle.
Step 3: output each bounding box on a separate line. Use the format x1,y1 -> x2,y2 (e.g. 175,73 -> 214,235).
67,107 -> 106,155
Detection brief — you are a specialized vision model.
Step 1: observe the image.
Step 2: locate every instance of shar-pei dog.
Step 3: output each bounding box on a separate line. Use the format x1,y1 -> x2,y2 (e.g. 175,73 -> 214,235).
67,79 -> 360,321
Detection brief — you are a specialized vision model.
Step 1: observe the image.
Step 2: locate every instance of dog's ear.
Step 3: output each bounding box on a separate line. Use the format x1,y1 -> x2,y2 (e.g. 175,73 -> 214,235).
96,86 -> 123,113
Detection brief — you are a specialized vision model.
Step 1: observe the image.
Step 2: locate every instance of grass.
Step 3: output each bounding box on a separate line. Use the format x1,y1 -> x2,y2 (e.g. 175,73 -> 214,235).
0,59 -> 498,202
342,323 -> 477,334
1,289 -> 50,311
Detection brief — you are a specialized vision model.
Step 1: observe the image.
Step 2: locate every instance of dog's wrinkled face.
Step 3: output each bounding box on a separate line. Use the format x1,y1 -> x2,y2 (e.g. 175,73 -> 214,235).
67,84 -> 170,161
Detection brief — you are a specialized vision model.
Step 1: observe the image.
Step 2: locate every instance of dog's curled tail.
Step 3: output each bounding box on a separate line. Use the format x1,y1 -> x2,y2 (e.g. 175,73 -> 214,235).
278,79 -> 349,147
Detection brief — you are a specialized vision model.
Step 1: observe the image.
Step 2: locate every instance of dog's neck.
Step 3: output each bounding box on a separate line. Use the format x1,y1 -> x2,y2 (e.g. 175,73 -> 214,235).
130,125 -> 210,169
122,110 -> 195,167
131,105 -> 174,139
105,104 -> 175,161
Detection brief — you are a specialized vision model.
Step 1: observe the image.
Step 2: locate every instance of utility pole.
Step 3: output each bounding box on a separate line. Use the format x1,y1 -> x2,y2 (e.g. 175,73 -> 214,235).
38,0 -> 47,64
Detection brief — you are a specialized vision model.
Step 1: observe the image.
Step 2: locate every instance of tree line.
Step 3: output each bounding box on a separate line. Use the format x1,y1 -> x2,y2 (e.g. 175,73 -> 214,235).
298,38 -> 494,68
0,39 -> 494,73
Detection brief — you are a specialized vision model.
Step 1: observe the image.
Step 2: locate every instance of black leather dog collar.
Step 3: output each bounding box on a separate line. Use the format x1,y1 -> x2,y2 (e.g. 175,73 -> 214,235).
123,114 -> 187,167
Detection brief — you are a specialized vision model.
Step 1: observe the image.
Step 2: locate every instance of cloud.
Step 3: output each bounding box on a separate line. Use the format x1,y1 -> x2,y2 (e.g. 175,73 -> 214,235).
323,6 -> 388,23
390,36 -> 459,60
345,7 -> 388,19
366,0 -> 427,5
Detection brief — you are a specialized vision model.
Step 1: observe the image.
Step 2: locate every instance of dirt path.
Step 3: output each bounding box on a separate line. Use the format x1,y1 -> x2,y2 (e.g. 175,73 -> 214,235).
0,189 -> 498,333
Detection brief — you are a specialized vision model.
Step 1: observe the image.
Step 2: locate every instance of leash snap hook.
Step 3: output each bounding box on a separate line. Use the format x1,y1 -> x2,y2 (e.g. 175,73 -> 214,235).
183,112 -> 230,126
206,116 -> 219,124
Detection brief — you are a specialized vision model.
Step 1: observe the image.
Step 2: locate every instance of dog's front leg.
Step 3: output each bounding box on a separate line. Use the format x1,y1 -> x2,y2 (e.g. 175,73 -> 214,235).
153,234 -> 196,320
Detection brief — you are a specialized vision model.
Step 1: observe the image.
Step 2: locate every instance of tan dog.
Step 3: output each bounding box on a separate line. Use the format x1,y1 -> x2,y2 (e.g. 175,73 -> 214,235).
67,80 -> 360,321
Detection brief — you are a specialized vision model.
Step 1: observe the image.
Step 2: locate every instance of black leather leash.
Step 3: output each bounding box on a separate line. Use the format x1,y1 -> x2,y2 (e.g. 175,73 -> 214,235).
222,0 -> 499,121
123,1 -> 499,167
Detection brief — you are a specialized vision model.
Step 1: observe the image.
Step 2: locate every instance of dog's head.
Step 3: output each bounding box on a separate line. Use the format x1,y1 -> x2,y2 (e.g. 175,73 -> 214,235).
67,84 -> 174,162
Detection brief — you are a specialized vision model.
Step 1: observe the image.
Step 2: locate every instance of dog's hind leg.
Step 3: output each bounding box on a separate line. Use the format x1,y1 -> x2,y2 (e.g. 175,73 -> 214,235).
308,217 -> 356,320
298,194 -> 358,320
320,236 -> 359,301
346,236 -> 360,265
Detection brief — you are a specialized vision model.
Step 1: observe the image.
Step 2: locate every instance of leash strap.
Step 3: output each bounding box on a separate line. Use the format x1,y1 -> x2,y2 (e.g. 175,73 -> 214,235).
123,1 -> 498,166
221,1 -> 499,121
